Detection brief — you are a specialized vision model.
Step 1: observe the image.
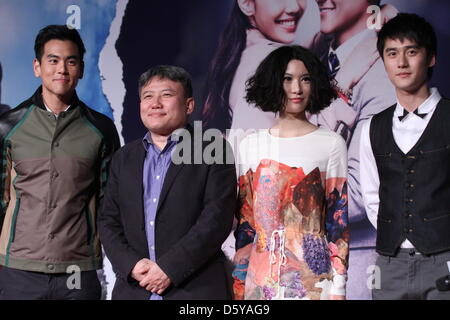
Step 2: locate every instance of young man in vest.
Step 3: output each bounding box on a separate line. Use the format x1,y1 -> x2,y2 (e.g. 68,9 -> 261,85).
360,13 -> 450,299
311,0 -> 398,299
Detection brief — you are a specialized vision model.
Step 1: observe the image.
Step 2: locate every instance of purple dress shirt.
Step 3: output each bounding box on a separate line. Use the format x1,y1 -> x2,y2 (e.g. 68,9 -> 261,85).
142,132 -> 177,300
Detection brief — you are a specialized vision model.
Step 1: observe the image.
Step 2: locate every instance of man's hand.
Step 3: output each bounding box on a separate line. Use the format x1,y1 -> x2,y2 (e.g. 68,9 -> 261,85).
139,261 -> 171,295
130,258 -> 152,282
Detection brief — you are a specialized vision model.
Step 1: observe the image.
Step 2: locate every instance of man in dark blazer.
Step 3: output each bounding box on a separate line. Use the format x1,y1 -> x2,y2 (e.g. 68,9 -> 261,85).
98,65 -> 236,300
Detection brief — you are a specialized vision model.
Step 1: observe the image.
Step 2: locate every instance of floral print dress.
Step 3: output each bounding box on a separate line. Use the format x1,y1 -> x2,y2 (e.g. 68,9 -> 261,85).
232,128 -> 349,300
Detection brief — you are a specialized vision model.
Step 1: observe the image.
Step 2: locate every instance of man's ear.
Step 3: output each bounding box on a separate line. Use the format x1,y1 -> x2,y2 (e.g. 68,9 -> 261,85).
428,53 -> 436,68
79,60 -> 84,79
237,0 -> 256,17
186,97 -> 195,115
33,58 -> 41,78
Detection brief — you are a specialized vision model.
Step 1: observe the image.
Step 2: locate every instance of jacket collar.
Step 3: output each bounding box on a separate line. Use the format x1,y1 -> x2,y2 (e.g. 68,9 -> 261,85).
30,86 -> 81,111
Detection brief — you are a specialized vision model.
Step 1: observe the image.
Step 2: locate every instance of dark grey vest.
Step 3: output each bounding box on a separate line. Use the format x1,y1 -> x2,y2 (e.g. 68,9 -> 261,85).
370,98 -> 450,256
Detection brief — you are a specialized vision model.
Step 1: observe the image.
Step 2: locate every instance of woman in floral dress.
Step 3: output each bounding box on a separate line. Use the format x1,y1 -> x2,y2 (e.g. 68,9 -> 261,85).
233,45 -> 349,300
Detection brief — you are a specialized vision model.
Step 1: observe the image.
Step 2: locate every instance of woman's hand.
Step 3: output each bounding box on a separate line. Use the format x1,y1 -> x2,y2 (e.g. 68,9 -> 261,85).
380,4 -> 399,25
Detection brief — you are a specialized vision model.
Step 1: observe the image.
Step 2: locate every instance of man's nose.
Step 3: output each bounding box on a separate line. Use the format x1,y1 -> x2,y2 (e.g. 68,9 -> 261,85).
57,61 -> 68,74
151,96 -> 163,108
398,52 -> 408,68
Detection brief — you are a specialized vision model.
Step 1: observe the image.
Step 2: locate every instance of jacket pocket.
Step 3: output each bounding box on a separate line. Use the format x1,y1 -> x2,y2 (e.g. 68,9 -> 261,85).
378,216 -> 392,223
419,145 -> 450,155
423,212 -> 450,222
84,207 -> 93,245
8,198 -> 21,244
374,152 -> 392,157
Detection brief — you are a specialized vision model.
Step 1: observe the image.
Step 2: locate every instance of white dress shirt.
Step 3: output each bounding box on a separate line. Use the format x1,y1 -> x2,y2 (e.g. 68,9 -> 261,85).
360,88 -> 442,249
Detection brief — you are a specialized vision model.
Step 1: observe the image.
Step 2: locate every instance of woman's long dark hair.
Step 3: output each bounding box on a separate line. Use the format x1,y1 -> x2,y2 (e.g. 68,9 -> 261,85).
202,3 -> 251,133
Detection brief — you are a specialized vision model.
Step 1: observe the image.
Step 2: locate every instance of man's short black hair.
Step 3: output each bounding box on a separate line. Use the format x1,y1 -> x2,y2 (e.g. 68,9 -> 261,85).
377,13 -> 437,77
245,45 -> 336,115
34,25 -> 86,63
138,65 -> 193,98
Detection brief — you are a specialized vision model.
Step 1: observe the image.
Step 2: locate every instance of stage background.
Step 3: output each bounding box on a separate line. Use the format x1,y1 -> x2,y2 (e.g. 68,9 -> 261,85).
0,0 -> 449,300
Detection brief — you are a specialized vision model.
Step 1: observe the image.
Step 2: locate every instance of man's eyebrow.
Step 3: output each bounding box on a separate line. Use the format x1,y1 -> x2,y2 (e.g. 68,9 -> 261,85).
141,88 -> 176,95
404,45 -> 420,50
46,54 -> 79,60
385,45 -> 420,52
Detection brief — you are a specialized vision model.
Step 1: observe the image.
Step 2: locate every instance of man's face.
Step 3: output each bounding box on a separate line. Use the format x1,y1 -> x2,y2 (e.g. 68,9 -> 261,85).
33,39 -> 83,101
140,77 -> 194,136
382,38 -> 435,93
316,0 -> 369,35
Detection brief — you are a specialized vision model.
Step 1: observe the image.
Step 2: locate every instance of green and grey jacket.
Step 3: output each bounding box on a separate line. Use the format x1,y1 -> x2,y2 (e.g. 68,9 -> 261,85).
0,87 -> 120,273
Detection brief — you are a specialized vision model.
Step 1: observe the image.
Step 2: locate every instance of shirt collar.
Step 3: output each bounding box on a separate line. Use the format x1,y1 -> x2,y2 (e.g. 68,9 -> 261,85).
31,86 -> 80,111
142,126 -> 186,152
44,104 -> 71,115
394,87 -> 442,116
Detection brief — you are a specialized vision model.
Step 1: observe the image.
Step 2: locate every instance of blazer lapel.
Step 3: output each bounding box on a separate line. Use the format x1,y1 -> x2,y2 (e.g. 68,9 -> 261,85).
129,142 -> 147,228
156,161 -> 184,213
156,124 -> 194,213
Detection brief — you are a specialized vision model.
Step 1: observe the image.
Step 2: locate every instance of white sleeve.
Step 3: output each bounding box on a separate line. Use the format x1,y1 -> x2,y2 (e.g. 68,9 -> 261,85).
359,118 -> 380,229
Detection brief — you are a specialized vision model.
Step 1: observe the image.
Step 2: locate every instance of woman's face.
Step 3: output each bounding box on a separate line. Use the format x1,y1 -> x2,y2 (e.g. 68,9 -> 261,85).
252,0 -> 306,43
282,59 -> 312,116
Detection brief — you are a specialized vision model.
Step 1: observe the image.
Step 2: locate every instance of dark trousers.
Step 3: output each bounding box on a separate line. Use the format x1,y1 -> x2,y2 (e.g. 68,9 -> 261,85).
372,249 -> 450,300
0,266 -> 101,300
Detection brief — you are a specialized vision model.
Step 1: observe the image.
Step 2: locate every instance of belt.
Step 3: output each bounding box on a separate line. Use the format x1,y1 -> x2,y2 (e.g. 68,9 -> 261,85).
398,248 -> 423,257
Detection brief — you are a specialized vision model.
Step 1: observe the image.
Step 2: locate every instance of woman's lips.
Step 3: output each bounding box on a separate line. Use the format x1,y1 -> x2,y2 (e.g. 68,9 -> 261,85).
290,98 -> 304,103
